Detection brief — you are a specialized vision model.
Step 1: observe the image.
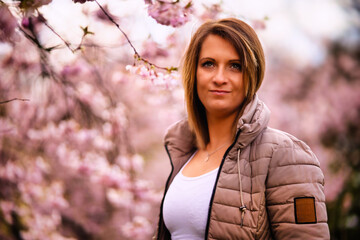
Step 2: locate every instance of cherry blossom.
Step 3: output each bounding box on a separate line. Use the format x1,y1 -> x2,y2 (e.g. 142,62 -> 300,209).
141,40 -> 169,59
126,64 -> 180,89
0,5 -> 18,42
121,216 -> 153,240
0,201 -> 15,224
146,0 -> 194,27
200,3 -> 222,20
0,0 -> 358,239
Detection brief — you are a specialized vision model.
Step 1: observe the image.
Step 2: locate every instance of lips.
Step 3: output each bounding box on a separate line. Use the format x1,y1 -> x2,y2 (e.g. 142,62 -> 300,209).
209,89 -> 231,94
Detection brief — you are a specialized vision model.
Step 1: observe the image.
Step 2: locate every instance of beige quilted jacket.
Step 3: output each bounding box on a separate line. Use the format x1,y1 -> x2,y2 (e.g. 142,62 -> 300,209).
156,95 -> 330,239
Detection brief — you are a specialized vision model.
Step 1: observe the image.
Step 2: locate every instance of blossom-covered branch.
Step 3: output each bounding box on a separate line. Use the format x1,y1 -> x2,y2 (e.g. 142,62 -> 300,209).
72,0 -> 196,74
93,0 -> 180,72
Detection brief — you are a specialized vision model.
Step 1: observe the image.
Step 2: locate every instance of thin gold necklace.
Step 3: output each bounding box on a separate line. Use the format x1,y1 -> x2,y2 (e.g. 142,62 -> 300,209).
204,143 -> 228,162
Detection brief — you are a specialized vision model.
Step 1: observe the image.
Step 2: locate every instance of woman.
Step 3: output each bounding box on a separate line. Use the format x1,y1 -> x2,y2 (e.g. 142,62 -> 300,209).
156,18 -> 330,239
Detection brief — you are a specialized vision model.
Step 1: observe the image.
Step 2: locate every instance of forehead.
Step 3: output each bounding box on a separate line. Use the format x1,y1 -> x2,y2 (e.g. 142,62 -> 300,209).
199,34 -> 240,59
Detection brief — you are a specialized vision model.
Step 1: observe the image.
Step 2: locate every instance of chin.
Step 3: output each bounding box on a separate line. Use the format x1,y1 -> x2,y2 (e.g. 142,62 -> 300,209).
206,107 -> 237,116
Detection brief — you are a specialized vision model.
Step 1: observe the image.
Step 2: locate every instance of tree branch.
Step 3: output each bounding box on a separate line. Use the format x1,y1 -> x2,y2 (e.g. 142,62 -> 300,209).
43,20 -> 75,53
0,98 -> 30,105
94,0 -> 175,72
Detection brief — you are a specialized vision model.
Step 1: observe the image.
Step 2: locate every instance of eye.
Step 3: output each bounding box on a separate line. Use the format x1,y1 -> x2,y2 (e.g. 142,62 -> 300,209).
201,61 -> 214,68
230,62 -> 242,71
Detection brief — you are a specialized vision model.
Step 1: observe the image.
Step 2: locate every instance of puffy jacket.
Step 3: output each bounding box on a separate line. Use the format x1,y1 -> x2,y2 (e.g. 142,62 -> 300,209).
156,95 -> 330,239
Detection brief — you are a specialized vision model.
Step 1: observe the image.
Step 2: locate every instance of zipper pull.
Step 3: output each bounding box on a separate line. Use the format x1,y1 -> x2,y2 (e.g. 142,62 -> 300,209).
239,205 -> 247,227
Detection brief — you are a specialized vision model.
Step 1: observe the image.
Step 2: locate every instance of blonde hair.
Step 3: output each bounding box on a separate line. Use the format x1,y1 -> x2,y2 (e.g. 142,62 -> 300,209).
182,18 -> 265,149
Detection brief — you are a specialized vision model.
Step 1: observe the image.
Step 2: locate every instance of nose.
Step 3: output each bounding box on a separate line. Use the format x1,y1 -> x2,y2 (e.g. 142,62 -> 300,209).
212,66 -> 227,85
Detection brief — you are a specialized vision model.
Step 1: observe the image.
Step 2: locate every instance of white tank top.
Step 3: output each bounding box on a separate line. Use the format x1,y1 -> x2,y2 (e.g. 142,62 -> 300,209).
162,153 -> 219,240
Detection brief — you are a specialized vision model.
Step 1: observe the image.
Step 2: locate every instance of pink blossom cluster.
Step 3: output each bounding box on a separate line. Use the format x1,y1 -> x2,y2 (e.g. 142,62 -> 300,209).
72,0 -> 94,4
0,5 -> 18,42
23,111 -> 160,232
0,158 -> 70,239
21,213 -> 75,240
2,111 -> 160,238
126,64 -> 180,89
1,63 -> 162,239
76,81 -> 110,115
251,19 -> 266,30
106,178 -> 161,208
27,118 -> 139,176
141,40 -> 169,59
200,3 -> 222,20
146,0 -> 194,27
121,216 -> 153,240
1,0 -> 187,238
61,64 -> 83,78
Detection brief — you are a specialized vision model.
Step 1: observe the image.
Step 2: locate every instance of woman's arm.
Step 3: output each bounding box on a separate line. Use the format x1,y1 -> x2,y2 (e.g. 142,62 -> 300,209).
265,141 -> 330,239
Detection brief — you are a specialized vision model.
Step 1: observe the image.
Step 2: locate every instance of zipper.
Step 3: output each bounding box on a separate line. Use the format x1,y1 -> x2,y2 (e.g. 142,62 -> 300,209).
204,130 -> 242,239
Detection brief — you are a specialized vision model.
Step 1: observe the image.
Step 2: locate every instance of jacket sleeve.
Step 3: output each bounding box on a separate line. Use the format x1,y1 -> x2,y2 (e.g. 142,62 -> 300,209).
265,142 -> 330,239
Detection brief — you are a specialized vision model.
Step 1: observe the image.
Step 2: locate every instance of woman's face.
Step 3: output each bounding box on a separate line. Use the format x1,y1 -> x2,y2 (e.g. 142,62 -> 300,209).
196,34 -> 245,118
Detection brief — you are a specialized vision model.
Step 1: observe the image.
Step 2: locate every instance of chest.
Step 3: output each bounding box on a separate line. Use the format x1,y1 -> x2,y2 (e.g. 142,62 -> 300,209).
208,145 -> 273,239
181,149 -> 226,177
162,167 -> 219,239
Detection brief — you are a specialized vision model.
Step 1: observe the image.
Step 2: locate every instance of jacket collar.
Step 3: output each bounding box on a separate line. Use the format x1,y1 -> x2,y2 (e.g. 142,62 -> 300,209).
235,94 -> 270,149
164,95 -> 270,161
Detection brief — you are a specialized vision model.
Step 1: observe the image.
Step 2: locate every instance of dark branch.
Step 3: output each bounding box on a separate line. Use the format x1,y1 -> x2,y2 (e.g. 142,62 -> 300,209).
0,98 -> 30,105
94,0 -> 175,72
43,20 -> 75,53
94,0 -> 139,56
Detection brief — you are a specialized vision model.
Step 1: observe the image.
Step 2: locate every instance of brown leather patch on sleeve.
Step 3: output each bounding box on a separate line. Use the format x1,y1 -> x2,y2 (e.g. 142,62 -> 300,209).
294,197 -> 317,224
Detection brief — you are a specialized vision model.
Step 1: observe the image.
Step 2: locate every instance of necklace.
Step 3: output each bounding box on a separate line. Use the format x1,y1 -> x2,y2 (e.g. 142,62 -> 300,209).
204,143 -> 228,162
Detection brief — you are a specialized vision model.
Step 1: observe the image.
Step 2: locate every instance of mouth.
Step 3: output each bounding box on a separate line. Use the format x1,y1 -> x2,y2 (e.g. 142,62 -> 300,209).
209,90 -> 231,94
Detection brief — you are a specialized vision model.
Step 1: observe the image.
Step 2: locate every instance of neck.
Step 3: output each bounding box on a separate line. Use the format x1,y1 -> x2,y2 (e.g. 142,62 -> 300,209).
206,111 -> 238,149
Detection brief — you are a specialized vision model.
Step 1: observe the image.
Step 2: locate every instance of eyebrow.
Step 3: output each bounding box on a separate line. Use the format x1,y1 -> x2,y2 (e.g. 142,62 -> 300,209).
198,57 -> 215,62
198,57 -> 241,62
